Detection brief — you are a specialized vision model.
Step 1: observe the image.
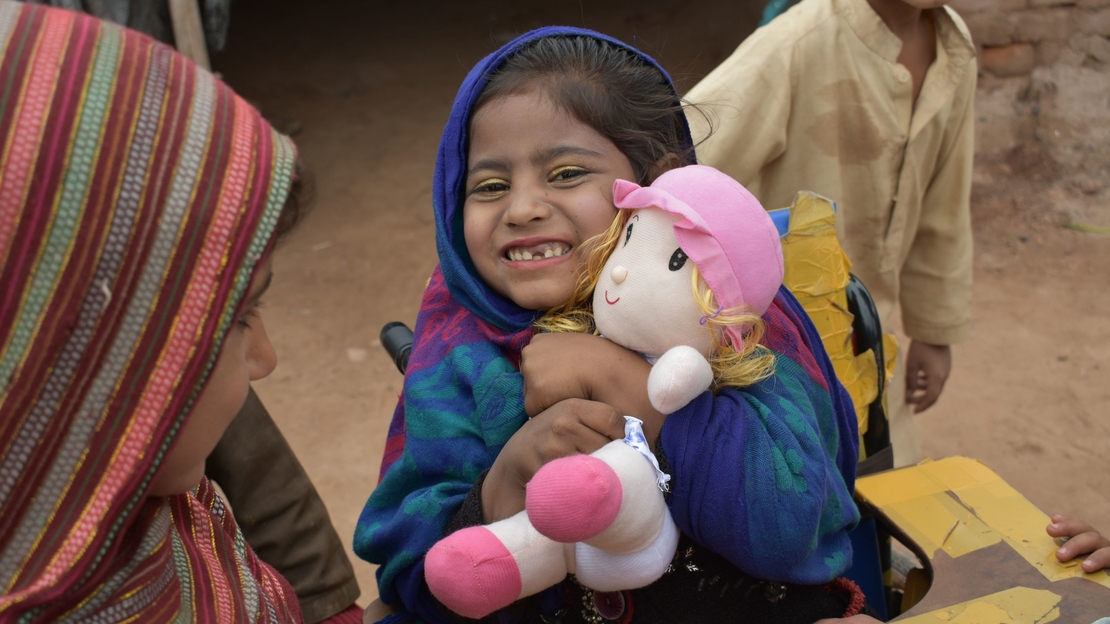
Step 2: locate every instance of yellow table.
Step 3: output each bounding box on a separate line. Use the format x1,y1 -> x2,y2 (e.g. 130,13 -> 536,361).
855,456 -> 1110,622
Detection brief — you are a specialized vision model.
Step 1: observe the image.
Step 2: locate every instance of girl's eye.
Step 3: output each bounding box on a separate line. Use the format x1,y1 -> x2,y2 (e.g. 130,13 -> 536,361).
550,166 -> 588,183
470,178 -> 510,197
669,248 -> 687,271
237,301 -> 263,328
624,222 -> 634,246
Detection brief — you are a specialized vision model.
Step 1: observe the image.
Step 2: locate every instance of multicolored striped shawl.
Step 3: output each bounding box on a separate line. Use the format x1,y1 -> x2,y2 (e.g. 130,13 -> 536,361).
0,3 -> 300,622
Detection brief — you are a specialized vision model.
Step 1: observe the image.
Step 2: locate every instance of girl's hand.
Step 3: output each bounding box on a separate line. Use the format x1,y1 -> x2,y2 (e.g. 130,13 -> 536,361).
1047,514 -> 1110,573
521,333 -> 665,443
521,333 -> 623,415
481,398 -> 625,523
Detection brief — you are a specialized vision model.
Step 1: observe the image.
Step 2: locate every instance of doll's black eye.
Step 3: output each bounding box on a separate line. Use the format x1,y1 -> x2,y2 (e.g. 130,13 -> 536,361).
624,222 -> 634,246
669,248 -> 687,271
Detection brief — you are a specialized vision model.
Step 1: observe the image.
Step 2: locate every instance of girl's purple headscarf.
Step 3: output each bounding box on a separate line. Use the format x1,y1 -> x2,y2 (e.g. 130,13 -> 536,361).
433,27 -> 696,332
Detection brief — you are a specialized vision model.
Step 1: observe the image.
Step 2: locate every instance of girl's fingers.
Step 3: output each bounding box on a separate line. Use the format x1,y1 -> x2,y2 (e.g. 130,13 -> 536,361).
567,399 -> 625,444
1055,531 -> 1110,562
594,403 -> 629,440
1047,516 -> 1096,539
534,399 -> 623,460
1047,516 -> 1110,567
1081,547 -> 1110,573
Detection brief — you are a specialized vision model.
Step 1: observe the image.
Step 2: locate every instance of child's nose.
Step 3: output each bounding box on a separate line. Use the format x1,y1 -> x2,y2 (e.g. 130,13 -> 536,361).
506,186 -> 553,225
247,318 -> 278,381
611,265 -> 628,284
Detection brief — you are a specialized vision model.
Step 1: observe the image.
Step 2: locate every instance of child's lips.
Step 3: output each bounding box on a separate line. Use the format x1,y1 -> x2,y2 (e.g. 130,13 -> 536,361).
500,238 -> 572,266
503,254 -> 569,269
503,236 -> 572,258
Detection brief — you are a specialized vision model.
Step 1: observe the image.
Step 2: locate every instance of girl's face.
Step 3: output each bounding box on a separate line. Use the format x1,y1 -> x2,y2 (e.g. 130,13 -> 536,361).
463,88 -> 636,311
149,256 -> 278,496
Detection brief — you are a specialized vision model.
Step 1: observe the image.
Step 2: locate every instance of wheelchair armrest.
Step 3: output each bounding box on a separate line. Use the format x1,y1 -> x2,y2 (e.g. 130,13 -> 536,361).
380,322 -> 414,374
845,275 -> 890,461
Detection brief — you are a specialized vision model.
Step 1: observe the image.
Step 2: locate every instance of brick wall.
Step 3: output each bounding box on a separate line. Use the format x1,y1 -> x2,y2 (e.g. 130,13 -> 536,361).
953,0 -> 1110,189
949,0 -> 1110,75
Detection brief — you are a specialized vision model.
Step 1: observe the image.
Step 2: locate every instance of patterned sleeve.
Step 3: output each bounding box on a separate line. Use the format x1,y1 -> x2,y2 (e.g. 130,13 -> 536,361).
659,289 -> 860,584
353,341 -> 526,618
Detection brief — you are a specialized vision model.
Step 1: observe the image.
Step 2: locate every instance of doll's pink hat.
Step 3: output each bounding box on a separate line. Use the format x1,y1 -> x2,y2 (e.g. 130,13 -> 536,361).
612,165 -> 784,348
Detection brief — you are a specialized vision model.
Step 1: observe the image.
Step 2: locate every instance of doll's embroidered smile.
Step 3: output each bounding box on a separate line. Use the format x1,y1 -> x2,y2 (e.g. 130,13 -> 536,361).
604,290 -> 620,305
503,241 -> 570,262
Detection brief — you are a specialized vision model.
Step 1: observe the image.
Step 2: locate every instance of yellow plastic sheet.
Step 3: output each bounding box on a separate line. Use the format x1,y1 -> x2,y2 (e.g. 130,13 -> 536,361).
897,587 -> 1060,623
856,457 -> 1110,587
780,192 -> 896,443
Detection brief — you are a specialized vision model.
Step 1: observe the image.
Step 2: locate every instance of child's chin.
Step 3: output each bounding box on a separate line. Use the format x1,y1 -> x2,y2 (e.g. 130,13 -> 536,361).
507,287 -> 575,312
148,465 -> 205,497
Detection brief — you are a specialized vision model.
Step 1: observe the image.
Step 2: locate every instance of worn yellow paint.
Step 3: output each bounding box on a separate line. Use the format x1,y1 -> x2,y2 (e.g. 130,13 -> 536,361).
857,457 -> 1110,587
897,587 -> 1060,623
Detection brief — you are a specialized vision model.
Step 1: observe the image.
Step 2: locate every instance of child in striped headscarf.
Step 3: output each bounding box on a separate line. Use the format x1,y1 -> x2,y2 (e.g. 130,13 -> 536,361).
0,2 -> 313,621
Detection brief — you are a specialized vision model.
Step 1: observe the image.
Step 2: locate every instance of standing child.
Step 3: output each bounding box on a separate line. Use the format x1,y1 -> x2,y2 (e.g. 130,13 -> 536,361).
686,0 -> 976,466
355,28 -> 864,623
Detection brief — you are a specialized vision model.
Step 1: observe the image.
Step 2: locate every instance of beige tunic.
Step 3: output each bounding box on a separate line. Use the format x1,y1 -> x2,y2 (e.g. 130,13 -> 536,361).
687,0 -> 976,346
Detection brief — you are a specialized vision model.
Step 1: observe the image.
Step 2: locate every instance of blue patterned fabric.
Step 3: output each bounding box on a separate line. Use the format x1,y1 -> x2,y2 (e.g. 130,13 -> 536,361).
353,26 -> 859,623
662,285 -> 860,583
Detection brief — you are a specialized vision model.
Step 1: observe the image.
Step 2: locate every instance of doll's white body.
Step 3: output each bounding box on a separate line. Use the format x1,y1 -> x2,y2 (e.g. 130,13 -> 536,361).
425,208 -> 714,619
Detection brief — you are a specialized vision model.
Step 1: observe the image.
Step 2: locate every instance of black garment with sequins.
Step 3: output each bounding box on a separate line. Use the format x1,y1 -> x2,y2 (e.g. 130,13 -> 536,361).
437,471 -> 864,624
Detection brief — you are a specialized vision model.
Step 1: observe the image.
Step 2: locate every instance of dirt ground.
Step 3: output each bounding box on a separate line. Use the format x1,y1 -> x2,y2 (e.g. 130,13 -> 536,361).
214,0 -> 1110,604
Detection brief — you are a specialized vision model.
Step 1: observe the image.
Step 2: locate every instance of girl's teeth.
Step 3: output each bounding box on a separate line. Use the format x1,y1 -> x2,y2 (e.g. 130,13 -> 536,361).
507,244 -> 568,261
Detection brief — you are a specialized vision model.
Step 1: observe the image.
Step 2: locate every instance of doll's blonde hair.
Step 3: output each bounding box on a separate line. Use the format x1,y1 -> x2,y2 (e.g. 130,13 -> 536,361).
536,212 -> 777,391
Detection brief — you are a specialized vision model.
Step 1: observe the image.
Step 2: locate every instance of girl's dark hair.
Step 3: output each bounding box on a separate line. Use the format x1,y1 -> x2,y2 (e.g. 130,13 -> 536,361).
473,36 -> 693,185
275,157 -> 314,241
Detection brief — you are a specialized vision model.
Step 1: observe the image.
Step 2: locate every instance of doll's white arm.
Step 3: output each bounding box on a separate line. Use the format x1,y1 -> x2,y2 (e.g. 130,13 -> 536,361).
647,345 -> 713,414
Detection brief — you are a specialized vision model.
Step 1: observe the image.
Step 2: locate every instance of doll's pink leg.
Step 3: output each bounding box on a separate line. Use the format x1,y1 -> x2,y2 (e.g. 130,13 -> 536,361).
528,440 -> 667,553
574,506 -> 680,592
526,453 -> 623,543
425,511 -> 569,619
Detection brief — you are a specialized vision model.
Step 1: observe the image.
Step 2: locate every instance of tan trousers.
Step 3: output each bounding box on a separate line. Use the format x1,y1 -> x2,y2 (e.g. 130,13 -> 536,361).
887,349 -> 922,468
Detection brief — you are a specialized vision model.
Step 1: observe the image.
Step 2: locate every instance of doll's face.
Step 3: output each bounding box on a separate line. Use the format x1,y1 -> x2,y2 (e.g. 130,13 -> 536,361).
593,209 -> 714,359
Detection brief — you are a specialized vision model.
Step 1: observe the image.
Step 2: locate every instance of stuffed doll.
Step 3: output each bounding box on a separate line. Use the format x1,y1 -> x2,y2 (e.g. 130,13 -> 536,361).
425,165 -> 785,619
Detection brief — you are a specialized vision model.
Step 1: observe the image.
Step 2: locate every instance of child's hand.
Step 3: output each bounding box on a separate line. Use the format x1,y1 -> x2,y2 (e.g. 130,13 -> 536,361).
905,340 -> 951,413
522,333 -> 665,442
1047,514 -> 1110,573
521,333 -> 610,415
482,398 -> 625,523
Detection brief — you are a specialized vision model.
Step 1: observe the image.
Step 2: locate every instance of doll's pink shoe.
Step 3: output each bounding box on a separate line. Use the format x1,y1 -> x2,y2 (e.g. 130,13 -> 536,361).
526,454 -> 623,543
425,526 -> 522,619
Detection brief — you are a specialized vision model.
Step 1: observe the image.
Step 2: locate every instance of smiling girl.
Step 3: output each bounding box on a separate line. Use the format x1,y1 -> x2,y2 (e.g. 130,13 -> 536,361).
355,28 -> 863,623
